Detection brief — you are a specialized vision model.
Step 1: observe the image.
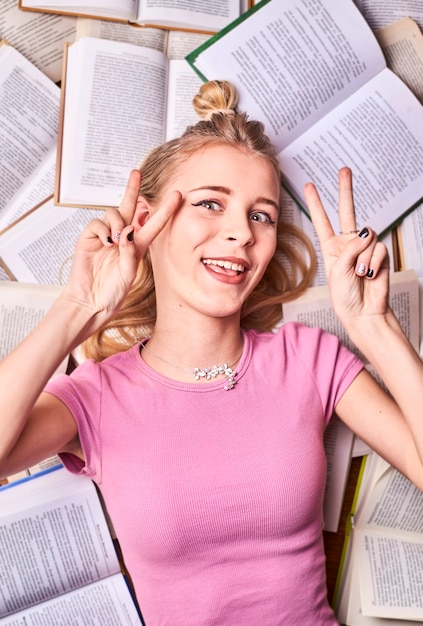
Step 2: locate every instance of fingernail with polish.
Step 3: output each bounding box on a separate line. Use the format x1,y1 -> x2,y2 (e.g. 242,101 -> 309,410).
357,263 -> 366,275
115,231 -> 121,242
127,229 -> 134,242
358,227 -> 369,238
107,236 -> 113,244
366,268 -> 374,278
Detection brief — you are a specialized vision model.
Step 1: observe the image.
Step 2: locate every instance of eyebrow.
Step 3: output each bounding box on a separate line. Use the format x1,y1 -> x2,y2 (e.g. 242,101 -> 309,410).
190,185 -> 280,211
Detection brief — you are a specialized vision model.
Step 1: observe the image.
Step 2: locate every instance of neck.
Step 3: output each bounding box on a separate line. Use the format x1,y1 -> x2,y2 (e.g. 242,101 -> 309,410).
142,309 -> 244,377
152,321 -> 242,363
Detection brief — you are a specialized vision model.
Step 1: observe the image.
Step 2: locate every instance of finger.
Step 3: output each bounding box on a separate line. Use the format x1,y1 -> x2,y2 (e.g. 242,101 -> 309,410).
103,207 -> 127,243
80,218 -> 116,248
338,227 -> 379,277
304,181 -> 335,245
337,167 -> 358,234
362,241 -> 389,279
133,190 -> 183,252
119,169 -> 142,224
116,224 -> 140,282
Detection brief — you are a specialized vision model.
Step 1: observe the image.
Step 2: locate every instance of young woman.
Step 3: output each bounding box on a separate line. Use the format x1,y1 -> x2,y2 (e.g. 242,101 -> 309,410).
1,81 -> 423,625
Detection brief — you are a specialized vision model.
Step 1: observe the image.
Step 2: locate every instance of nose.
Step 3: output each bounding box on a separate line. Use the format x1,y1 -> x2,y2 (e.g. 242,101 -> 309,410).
222,211 -> 254,246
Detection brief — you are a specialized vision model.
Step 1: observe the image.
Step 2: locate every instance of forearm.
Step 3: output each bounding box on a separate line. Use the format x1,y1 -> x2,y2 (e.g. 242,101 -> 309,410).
345,308 -> 423,458
0,295 -> 100,458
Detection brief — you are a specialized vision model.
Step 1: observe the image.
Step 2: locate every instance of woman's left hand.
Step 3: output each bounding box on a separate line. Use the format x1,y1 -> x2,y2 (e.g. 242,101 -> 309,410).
304,167 -> 391,327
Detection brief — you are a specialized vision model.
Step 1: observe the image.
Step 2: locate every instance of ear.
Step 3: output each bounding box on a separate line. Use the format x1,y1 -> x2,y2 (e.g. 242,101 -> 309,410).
132,196 -> 151,230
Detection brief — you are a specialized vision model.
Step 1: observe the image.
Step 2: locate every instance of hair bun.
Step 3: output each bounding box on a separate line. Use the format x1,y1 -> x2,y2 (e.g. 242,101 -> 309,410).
193,80 -> 238,121
203,108 -> 236,121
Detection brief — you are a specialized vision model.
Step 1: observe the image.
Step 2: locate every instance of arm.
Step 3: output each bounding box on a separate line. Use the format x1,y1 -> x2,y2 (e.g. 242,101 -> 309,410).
0,170 -> 181,479
304,167 -> 423,488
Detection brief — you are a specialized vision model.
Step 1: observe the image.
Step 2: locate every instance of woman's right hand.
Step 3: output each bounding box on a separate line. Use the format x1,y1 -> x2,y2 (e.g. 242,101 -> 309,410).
62,169 -> 181,327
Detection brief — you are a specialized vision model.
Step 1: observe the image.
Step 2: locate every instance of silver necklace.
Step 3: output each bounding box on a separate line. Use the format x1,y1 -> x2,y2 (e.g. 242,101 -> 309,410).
140,341 -> 242,390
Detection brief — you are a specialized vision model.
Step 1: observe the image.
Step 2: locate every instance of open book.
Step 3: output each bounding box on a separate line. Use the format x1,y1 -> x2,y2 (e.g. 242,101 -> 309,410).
283,270 -> 420,533
18,0 -> 241,33
0,198 -> 104,284
0,42 -> 60,232
374,17 -> 423,105
55,37 -> 203,208
353,0 -> 423,31
0,466 -> 144,625
335,452 -> 423,625
0,1 -> 77,83
74,16 -> 210,61
187,0 -> 423,237
0,280 -> 66,362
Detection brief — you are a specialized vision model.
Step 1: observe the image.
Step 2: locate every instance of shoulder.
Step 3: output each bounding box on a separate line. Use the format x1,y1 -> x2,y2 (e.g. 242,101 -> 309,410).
244,322 -> 362,376
46,344 -> 139,395
75,343 -> 139,375
245,322 -> 340,353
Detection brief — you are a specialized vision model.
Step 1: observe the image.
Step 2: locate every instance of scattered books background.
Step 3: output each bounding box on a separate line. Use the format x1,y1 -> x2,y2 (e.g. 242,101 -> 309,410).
1,2 -> 423,624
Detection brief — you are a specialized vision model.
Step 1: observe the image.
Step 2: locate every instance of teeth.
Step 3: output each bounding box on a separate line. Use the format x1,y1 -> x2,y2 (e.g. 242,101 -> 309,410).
203,259 -> 245,273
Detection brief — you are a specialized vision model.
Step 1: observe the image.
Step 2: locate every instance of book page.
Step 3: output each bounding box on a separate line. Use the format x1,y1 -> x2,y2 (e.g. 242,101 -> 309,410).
375,18 -> 423,104
276,188 -> 327,287
0,44 -> 60,219
0,198 -> 104,284
0,281 -> 65,366
166,30 -> 209,59
358,460 -> 423,534
354,463 -> 423,619
165,58 -> 203,141
397,207 -> 423,355
0,0 -> 76,82
354,0 -> 423,31
20,0 -> 137,21
189,0 -> 386,150
282,270 -> 420,363
336,453 -> 423,624
338,547 -> 415,625
0,467 -> 124,617
0,266 -> 11,281
75,18 -> 168,51
279,69 -> 423,236
336,453 -> 422,624
6,455 -> 62,486
138,0 -> 239,32
398,205 -> 423,274
0,150 -> 56,233
323,418 -> 355,533
0,573 -> 143,625
57,38 -> 169,207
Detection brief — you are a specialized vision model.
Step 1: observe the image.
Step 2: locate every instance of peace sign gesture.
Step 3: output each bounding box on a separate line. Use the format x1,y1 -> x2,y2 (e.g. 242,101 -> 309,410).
63,169 -> 182,331
304,167 -> 390,326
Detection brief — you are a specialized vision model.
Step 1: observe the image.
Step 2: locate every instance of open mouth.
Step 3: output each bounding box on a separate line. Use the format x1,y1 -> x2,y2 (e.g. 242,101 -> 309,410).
202,258 -> 246,276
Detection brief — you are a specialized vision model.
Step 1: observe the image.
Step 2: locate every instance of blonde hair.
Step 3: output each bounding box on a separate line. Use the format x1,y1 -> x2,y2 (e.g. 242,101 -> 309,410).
83,81 -> 316,360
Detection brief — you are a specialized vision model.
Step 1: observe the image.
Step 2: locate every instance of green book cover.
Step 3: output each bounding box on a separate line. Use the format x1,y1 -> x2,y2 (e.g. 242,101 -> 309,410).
185,0 -> 271,82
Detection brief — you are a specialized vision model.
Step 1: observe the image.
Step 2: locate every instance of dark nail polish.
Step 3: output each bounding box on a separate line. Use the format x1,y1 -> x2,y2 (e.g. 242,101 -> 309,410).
366,268 -> 374,278
358,227 -> 369,238
127,229 -> 134,242
107,236 -> 113,244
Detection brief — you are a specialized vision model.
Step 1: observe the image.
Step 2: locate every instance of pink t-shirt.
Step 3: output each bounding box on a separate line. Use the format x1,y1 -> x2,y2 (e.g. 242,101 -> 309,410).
45,323 -> 363,625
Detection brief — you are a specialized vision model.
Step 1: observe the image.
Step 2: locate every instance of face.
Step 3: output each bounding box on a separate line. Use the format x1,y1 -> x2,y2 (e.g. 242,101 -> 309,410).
147,144 -> 280,320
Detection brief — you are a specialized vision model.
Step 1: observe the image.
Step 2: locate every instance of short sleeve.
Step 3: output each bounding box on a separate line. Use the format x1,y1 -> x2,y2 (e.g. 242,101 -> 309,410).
44,359 -> 103,481
283,322 -> 364,424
